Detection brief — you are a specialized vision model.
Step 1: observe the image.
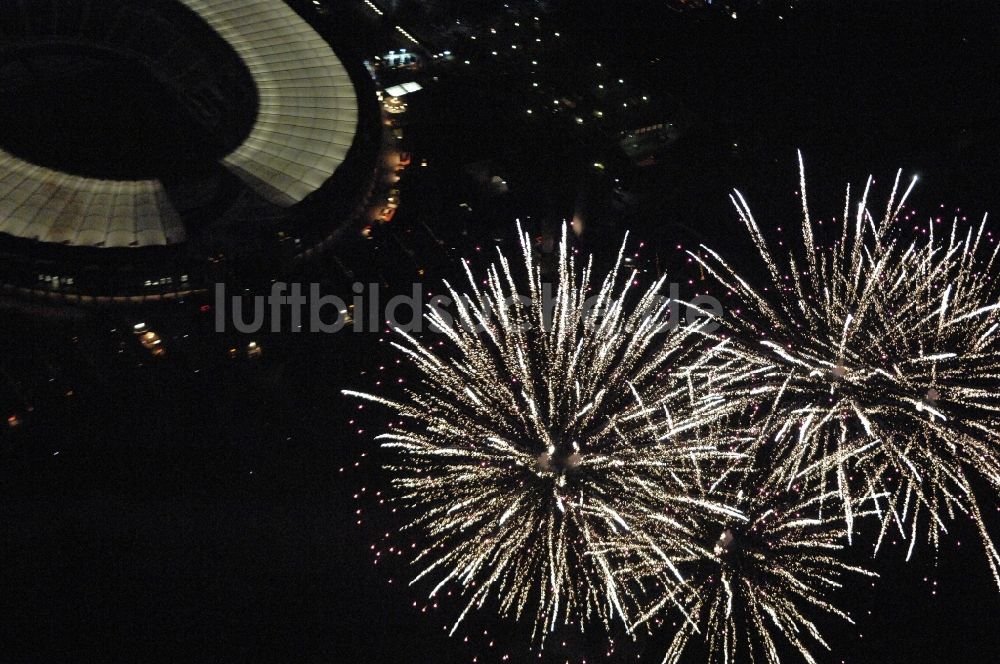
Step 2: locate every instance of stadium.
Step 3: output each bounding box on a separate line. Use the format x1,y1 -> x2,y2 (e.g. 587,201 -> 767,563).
0,0 -> 382,304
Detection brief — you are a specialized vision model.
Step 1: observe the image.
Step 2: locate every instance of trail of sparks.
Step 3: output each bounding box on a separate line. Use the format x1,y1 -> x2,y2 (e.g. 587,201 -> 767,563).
345,223 -> 749,642
693,153 -> 1000,585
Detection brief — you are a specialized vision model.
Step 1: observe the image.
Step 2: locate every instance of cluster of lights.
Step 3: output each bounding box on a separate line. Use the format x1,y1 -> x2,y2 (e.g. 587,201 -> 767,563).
395,25 -> 419,46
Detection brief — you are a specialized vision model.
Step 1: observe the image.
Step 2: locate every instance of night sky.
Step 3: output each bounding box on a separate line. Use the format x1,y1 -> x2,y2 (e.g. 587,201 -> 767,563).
3,1 -> 1000,662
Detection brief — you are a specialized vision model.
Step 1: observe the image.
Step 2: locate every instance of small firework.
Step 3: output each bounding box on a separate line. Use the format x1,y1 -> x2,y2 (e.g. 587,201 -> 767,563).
630,462 -> 876,664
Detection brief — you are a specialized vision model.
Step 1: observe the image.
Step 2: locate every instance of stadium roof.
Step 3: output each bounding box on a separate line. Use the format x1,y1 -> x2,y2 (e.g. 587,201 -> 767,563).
0,151 -> 186,247
182,0 -> 359,207
0,0 -> 360,248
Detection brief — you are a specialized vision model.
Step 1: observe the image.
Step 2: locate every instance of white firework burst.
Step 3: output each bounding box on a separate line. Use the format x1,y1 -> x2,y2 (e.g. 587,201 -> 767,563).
620,436 -> 877,664
692,152 -> 1000,583
346,223 -> 750,640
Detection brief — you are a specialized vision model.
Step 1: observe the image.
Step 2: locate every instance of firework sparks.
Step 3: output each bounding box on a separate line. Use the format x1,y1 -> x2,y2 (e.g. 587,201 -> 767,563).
628,460 -> 877,664
692,153 -> 1000,583
345,223 -> 748,641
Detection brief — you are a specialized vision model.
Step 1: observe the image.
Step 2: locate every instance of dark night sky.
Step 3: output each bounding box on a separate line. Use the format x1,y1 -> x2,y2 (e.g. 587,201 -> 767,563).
3,1 -> 1000,663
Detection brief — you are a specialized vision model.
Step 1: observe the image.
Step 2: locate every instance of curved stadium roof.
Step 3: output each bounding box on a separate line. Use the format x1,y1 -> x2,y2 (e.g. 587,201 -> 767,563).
0,0 -> 359,249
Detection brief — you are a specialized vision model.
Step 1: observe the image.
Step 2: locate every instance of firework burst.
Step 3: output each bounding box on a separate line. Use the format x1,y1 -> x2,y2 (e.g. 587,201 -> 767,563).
594,399 -> 876,664
345,224 -> 748,640
645,473 -> 876,664
692,152 -> 1000,582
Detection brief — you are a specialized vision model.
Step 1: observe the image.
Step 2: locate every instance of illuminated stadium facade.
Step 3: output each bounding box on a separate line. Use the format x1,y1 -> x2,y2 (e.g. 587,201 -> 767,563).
0,0 -> 381,303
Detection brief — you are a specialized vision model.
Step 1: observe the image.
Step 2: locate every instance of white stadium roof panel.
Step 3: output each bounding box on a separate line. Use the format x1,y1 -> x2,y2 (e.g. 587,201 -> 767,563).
0,148 -> 185,248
